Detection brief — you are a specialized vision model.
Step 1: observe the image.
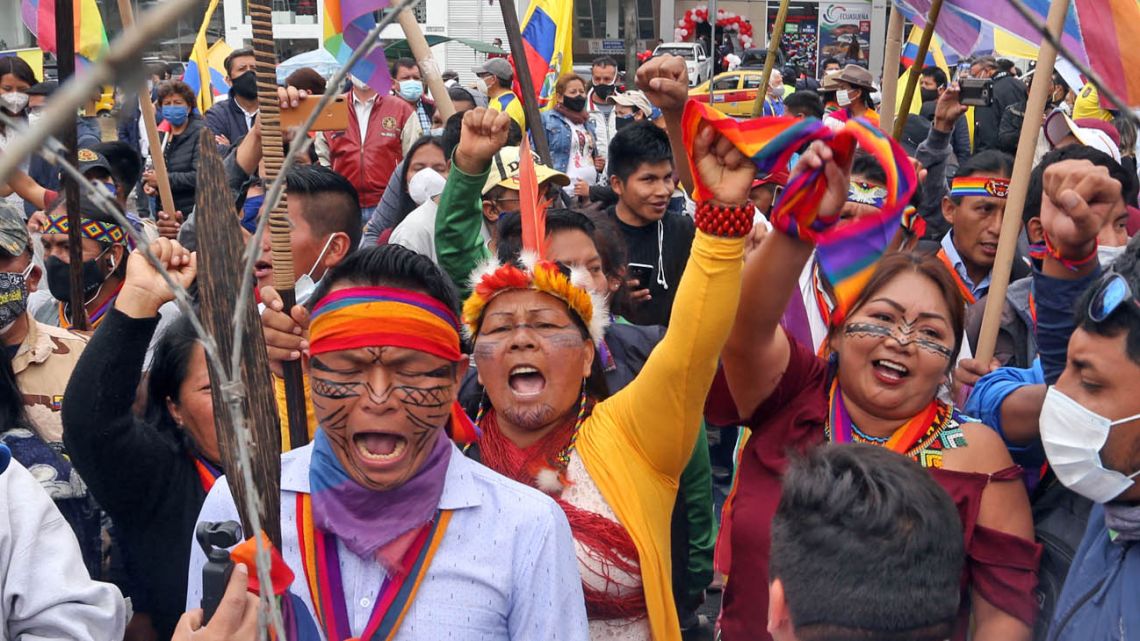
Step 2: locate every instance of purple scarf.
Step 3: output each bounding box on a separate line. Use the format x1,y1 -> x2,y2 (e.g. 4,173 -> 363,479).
309,428 -> 451,560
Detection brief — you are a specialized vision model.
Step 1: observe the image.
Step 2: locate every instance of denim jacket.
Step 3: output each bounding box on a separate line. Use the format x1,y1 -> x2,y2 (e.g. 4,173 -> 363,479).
539,109 -> 597,174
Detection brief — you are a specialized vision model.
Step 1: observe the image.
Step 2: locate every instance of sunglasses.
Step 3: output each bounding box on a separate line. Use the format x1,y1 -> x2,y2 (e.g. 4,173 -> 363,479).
1088,272 -> 1140,323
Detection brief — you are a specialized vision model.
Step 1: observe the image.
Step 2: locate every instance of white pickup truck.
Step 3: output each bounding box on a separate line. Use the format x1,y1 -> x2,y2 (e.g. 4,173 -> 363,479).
653,42 -> 713,87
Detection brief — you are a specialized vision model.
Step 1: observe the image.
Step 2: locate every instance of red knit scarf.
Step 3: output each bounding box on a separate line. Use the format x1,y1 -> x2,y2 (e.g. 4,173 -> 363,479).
478,408 -> 648,621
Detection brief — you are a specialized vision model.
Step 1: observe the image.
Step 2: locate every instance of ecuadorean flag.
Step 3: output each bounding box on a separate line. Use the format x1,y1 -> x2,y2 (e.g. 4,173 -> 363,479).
900,26 -> 955,69
184,41 -> 233,115
20,0 -> 108,66
1074,0 -> 1140,108
513,0 -> 574,107
323,0 -> 394,95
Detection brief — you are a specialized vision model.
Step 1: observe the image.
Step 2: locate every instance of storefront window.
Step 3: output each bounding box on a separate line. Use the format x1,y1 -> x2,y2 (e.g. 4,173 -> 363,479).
765,0 -> 872,78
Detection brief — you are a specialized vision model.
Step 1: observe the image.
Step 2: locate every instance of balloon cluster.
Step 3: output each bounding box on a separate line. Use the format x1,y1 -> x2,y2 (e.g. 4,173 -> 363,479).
673,5 -> 755,48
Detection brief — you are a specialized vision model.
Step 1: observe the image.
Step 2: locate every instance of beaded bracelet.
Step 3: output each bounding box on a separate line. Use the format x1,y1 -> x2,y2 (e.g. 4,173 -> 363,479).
695,201 -> 755,238
1043,232 -> 1098,272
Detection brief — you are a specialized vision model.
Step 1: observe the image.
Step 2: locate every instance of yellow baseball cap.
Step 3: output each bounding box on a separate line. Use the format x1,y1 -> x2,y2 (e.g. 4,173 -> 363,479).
481,146 -> 571,196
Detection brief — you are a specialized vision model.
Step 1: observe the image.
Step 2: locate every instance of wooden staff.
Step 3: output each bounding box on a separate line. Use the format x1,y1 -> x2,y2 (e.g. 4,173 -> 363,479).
248,0 -> 310,450
116,0 -> 176,217
892,0 -> 943,140
396,10 -> 455,121
750,0 -> 790,117
879,9 -> 904,135
973,0 -> 1070,365
497,0 -> 552,166
195,129 -> 283,549
55,0 -> 86,330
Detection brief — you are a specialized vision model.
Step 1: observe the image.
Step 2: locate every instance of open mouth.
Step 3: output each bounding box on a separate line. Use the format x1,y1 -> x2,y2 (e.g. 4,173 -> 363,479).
509,365 -> 547,397
353,432 -> 408,464
980,242 -> 998,257
872,359 -> 910,383
254,260 -> 273,279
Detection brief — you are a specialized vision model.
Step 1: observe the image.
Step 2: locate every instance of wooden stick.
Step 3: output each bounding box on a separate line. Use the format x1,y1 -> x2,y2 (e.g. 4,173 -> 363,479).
892,0 -> 943,141
116,0 -> 176,217
750,0 -> 790,118
396,10 -> 455,122
879,9 -> 904,135
194,128 -> 283,549
248,0 -> 310,450
54,0 -> 86,330
973,0 -> 1070,365
497,0 -> 552,166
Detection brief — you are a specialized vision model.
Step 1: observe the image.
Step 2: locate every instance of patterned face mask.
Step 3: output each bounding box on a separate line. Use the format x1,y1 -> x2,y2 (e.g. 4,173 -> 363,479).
0,269 -> 29,333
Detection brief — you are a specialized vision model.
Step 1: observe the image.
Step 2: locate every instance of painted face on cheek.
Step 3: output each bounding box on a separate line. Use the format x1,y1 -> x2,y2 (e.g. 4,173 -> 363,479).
309,346 -> 460,491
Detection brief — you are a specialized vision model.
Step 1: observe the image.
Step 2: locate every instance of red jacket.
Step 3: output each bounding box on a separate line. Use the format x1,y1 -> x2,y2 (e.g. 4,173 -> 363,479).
325,93 -> 412,207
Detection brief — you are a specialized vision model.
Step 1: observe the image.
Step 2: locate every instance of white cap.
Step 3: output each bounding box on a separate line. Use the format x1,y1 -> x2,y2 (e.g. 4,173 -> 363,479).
611,90 -> 654,118
1044,110 -> 1122,163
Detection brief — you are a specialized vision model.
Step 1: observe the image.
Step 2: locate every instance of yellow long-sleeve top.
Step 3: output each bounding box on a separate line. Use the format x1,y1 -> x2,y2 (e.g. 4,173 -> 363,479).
274,230 -> 744,640
576,231 -> 743,641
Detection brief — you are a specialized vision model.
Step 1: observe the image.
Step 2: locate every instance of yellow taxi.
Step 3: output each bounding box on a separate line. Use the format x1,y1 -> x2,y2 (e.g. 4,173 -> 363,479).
90,86 -> 115,116
688,70 -> 767,117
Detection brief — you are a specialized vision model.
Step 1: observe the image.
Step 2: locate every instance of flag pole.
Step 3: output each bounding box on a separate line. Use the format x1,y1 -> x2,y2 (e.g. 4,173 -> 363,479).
116,0 -> 176,218
879,9 -> 904,135
396,10 -> 456,121
750,0 -> 790,117
892,0 -> 943,141
497,0 -> 552,166
54,0 -> 87,330
974,0 -> 1070,365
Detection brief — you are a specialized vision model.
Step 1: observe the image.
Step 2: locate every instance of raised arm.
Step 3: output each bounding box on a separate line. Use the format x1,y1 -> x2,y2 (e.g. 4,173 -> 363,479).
915,85 -> 967,240
637,56 -> 694,195
593,123 -> 753,477
435,108 -> 511,294
721,142 -> 850,421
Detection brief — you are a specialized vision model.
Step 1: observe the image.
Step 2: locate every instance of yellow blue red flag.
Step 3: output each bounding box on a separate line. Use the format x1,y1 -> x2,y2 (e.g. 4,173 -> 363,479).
184,0 -> 224,114
512,0 -> 574,107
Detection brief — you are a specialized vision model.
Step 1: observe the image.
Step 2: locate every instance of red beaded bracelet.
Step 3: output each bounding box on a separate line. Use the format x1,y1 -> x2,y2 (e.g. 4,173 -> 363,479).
695,201 -> 755,238
1043,232 -> 1097,272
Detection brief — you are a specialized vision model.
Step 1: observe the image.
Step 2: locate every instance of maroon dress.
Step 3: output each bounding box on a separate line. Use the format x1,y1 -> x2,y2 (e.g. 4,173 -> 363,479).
707,335 -> 1041,641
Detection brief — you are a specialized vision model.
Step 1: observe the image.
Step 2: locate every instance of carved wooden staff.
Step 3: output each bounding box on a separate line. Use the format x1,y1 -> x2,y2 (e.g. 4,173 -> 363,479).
195,129 -> 284,549
248,0 -> 310,450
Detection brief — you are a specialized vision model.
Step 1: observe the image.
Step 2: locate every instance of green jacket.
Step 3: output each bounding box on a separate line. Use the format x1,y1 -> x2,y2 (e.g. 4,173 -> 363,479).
434,162 -> 493,296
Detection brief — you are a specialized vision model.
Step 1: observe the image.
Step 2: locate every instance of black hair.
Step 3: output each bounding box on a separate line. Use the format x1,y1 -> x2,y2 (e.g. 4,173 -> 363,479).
921,66 -> 948,88
145,314 -> 202,434
851,151 -> 888,186
448,86 -> 476,109
391,57 -> 418,75
394,136 -> 447,224
309,244 -> 465,345
506,119 -> 524,147
442,111 -> 465,159
784,90 -> 824,120
147,62 -> 170,80
286,165 -> 363,249
971,56 -> 998,72
223,48 -> 255,77
996,58 -> 1016,74
949,150 -> 1014,205
821,57 -> 841,70
286,67 -> 327,95
0,344 -> 32,433
1024,144 -> 1140,225
771,443 -> 963,641
93,141 -> 144,191
494,208 -> 597,264
0,56 -> 38,87
1075,234 -> 1140,366
607,121 -> 673,182
592,56 -> 618,69
25,81 -> 56,97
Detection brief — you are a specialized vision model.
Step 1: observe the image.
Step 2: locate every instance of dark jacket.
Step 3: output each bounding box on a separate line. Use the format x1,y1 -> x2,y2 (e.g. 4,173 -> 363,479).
920,100 -> 972,165
973,72 -> 1028,154
62,308 -> 209,641
608,206 -> 695,326
164,117 -> 205,215
204,96 -> 252,154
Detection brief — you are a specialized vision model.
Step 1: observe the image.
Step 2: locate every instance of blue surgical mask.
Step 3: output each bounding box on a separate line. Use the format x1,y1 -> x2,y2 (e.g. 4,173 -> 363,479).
161,105 -> 189,126
399,80 -> 424,103
241,194 -> 265,233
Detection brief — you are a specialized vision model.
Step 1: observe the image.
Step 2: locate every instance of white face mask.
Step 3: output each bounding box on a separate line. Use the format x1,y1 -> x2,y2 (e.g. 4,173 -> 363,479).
836,90 -> 854,107
294,234 -> 336,306
0,92 -> 28,115
476,77 -> 491,95
408,167 -> 446,206
1098,244 -> 1126,267
1040,386 -> 1140,504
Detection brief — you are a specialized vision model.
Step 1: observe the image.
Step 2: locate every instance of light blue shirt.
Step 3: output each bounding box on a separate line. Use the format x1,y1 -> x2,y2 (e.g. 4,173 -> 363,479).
186,441 -> 588,641
940,231 -> 991,299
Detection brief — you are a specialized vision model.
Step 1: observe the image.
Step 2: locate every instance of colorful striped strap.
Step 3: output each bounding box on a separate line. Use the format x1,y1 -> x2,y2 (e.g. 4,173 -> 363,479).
44,212 -> 128,246
949,176 -> 1009,199
309,286 -> 463,362
826,378 -> 941,455
296,493 -> 452,641
935,248 -> 977,305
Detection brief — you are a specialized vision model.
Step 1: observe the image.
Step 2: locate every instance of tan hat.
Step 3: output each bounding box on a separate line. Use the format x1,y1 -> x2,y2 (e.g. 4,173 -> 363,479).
836,64 -> 875,90
611,90 -> 654,118
820,71 -> 843,92
1044,110 -> 1122,163
482,146 -> 571,196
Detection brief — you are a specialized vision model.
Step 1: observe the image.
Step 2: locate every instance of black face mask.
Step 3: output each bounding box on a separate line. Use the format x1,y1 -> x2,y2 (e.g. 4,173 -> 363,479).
615,114 -> 636,131
563,95 -> 588,112
920,88 -> 940,104
231,71 -> 259,100
45,252 -> 112,302
592,83 -> 615,101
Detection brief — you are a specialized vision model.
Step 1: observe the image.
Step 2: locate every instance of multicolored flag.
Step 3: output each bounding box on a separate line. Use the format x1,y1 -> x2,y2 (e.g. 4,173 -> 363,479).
512,0 -> 574,107
323,1 -> 394,94
1074,0 -> 1140,108
184,41 -> 234,115
0,49 -> 45,80
184,0 -> 225,114
20,0 -> 108,65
